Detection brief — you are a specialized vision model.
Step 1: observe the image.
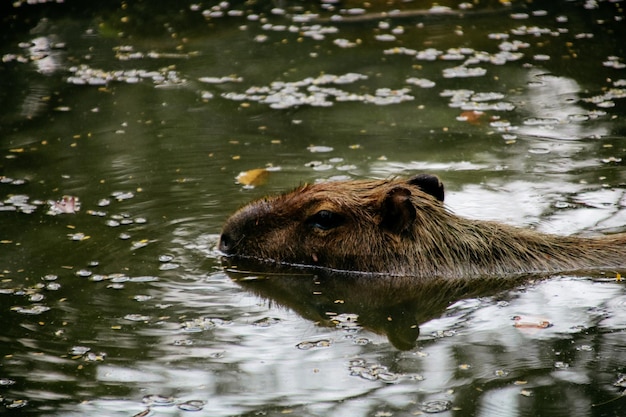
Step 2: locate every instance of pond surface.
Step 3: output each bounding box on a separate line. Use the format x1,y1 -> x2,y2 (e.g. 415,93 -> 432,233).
1,0 -> 625,416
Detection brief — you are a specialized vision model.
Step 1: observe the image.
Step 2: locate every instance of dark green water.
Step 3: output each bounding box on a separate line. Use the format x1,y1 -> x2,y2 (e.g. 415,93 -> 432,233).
1,0 -> 625,416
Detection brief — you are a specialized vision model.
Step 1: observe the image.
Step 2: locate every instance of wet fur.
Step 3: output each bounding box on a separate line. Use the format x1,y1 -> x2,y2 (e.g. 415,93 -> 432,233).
219,175 -> 626,278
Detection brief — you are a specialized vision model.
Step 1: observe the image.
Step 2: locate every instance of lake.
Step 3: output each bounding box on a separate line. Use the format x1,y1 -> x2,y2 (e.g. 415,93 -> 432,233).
1,0 -> 625,416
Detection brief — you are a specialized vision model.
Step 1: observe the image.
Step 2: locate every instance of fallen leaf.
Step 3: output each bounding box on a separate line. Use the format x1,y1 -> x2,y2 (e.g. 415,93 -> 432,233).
513,315 -> 552,329
236,168 -> 269,186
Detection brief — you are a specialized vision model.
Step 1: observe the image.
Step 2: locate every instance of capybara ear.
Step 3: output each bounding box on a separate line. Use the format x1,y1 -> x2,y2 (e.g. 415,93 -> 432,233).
380,187 -> 417,235
407,174 -> 444,202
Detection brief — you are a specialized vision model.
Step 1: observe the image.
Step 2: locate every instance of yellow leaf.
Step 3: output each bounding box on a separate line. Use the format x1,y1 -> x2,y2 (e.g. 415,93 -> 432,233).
236,168 -> 269,186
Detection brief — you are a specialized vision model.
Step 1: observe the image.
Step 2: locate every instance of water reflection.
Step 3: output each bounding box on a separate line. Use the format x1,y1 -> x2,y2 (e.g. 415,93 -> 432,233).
225,263 -> 532,350
517,70 -> 611,141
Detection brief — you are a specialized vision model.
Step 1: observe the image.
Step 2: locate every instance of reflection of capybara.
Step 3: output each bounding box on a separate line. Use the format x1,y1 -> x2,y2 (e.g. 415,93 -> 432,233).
219,174 -> 626,278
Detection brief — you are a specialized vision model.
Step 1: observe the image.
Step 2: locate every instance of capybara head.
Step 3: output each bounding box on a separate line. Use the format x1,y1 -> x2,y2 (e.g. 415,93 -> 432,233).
218,174 -> 447,274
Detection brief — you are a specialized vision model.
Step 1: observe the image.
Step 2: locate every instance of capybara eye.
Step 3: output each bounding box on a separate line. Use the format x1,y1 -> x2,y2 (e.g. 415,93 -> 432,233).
307,210 -> 344,231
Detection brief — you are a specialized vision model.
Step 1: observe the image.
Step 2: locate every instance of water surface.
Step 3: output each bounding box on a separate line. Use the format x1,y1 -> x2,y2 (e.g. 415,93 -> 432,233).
1,1 -> 625,416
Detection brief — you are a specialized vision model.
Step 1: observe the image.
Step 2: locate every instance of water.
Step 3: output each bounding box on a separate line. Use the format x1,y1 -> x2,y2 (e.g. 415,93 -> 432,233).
1,0 -> 625,415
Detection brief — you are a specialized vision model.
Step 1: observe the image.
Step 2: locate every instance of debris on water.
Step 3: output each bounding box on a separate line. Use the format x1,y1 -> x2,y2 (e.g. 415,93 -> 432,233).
159,262 -> 180,271
159,254 -> 174,263
488,33 -> 509,40
76,269 -> 92,277
512,315 -> 552,329
1,176 -> 28,186
375,34 -> 396,42
419,400 -> 452,413
124,314 -> 151,322
11,305 -> 48,317
178,400 -> 206,411
384,46 -> 417,56
84,352 -> 106,362
181,317 -> 230,332
490,120 -> 511,129
614,374 -> 626,388
333,38 -> 358,48
523,117 -> 560,126
348,359 -> 401,383
432,330 -> 456,338
601,156 -> 622,164
4,399 -> 28,409
472,92 -> 505,102
352,337 -> 370,345
415,48 -> 442,61
67,232 -> 90,241
107,283 -> 125,290
236,168 -> 269,186
331,313 -> 361,331
219,72 -> 412,108
106,219 -> 121,227
131,239 -> 153,250
405,77 -> 435,88
47,195 -> 80,215
143,394 -> 176,407
67,65 -> 187,87
510,25 -> 554,36
603,56 -> 626,69
576,344 -> 593,352
89,274 -> 107,282
520,389 -> 533,397
295,339 -> 333,350
132,409 -> 150,417
69,345 -> 91,356
307,145 -> 333,153
533,54 -> 551,61
110,274 -> 130,283
252,317 -> 281,327
499,40 -> 530,51
198,75 -> 243,84
568,114 -> 590,122
443,66 -> 487,78
111,191 -> 135,201
344,7 -> 366,15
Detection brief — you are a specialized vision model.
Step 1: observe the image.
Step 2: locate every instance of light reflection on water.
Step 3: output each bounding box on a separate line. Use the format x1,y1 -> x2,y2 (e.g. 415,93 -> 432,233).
1,0 -> 625,416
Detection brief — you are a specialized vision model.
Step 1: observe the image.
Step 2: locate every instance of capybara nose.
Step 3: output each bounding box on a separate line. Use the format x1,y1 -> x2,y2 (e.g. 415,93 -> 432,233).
218,232 -> 234,254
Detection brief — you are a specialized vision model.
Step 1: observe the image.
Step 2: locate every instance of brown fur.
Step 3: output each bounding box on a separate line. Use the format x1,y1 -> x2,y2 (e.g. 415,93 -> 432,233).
219,175 -> 626,278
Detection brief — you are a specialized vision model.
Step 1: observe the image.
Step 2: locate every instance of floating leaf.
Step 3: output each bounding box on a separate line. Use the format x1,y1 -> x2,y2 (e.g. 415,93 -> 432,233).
513,315 -> 552,329
48,196 -> 80,215
236,168 -> 269,186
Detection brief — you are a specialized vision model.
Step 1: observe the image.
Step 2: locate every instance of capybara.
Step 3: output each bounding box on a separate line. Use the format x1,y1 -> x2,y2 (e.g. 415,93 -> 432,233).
218,174 -> 626,278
